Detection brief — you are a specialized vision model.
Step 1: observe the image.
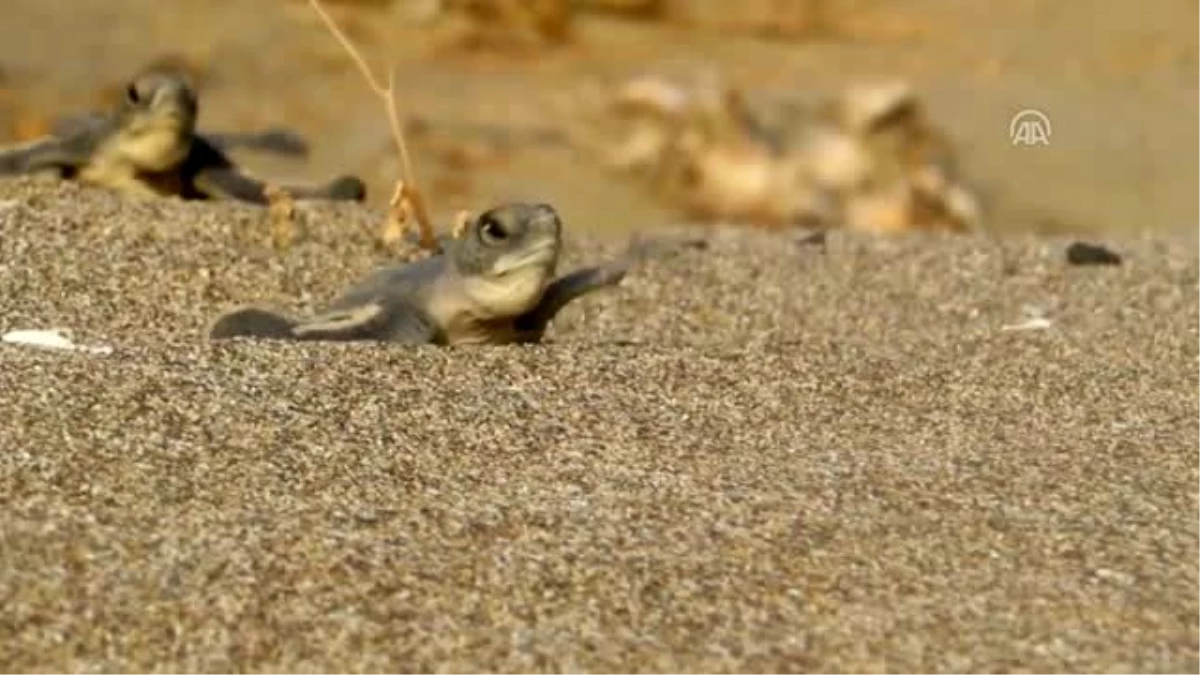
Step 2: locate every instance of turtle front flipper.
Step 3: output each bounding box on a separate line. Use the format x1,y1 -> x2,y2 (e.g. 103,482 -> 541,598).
513,258 -> 631,341
0,136 -> 90,175
190,162 -> 276,204
277,175 -> 367,203
186,136 -> 291,204
202,127 -> 310,158
188,134 -> 365,204
192,162 -> 366,204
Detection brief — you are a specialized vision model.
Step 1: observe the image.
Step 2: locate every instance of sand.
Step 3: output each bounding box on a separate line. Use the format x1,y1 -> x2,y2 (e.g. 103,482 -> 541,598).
0,177 -> 1195,672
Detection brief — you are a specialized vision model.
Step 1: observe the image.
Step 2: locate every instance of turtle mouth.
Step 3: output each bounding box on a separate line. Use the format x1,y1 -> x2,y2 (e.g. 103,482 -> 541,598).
490,238 -> 559,277
153,108 -> 197,135
128,102 -> 196,144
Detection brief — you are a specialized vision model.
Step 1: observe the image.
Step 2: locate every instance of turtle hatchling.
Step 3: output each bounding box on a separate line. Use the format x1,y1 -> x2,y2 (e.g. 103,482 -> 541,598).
209,202 -> 629,345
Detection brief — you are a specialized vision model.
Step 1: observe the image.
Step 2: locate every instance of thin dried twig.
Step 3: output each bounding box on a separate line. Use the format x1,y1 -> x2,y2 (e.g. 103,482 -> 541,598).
306,0 -> 437,251
264,183 -> 297,250
451,209 -> 473,239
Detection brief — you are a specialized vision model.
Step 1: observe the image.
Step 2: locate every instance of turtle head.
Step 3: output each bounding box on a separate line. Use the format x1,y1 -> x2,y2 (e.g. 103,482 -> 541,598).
113,71 -> 198,170
451,202 -> 564,318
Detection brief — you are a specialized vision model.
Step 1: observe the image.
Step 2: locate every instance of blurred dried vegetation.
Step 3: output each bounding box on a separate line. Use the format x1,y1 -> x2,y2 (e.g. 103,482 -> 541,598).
559,72 -> 980,233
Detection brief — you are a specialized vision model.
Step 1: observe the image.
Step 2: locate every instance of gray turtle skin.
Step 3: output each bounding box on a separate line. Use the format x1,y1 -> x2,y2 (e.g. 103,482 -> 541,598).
0,71 -> 364,204
209,202 -> 629,346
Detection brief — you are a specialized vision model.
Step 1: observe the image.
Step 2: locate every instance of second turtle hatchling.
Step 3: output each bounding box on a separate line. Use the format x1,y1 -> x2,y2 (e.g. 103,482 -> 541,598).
0,71 -> 365,204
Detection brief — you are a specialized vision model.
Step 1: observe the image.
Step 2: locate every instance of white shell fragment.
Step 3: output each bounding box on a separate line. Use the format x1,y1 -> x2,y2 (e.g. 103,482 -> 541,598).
1000,317 -> 1054,332
2,329 -> 114,355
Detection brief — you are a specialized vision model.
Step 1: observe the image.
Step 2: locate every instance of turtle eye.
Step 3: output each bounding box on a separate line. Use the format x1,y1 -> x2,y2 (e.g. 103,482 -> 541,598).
478,215 -> 507,244
125,84 -> 140,104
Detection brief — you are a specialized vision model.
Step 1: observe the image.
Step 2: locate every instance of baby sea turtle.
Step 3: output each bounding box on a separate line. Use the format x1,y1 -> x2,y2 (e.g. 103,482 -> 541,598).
0,71 -> 364,204
209,202 -> 629,345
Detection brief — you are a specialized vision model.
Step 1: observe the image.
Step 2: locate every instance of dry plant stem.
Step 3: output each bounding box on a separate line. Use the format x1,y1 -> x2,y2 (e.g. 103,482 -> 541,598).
264,184 -> 297,250
381,182 -> 412,249
306,0 -> 437,250
452,209 -> 473,239
398,181 -> 436,249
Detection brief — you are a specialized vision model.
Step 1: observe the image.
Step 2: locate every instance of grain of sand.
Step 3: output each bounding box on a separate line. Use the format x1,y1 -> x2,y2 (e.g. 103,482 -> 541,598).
0,177 -> 1196,672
